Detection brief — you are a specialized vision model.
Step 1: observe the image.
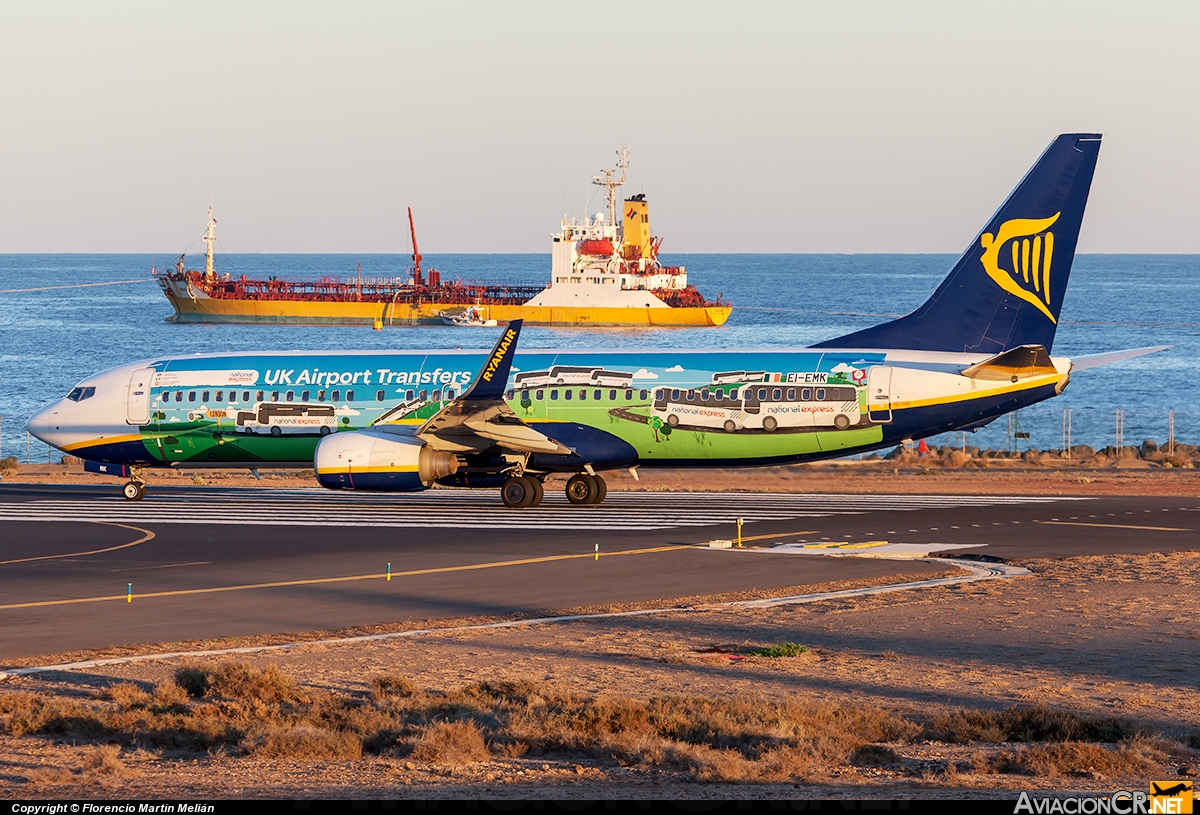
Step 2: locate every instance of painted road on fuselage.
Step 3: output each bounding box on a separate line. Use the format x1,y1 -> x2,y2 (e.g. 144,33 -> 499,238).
1,484 -> 1196,660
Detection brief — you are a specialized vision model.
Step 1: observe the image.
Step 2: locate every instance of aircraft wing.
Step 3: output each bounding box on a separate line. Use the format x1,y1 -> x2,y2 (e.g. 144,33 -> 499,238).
415,320 -> 574,456
1069,345 -> 1171,372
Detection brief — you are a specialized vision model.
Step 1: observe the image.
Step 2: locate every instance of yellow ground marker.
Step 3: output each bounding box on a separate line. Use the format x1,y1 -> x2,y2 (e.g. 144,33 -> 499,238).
0,543 -> 685,611
1036,521 -> 1189,532
0,522 -> 156,566
738,530 -> 818,544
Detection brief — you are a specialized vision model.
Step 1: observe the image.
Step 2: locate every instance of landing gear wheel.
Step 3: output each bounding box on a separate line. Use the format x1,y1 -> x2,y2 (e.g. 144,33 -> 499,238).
763,416 -> 778,432
589,474 -> 607,505
501,476 -> 534,508
834,414 -> 851,430
527,477 -> 544,507
723,419 -> 737,433
566,474 -> 595,505
666,414 -> 679,428
122,481 -> 145,501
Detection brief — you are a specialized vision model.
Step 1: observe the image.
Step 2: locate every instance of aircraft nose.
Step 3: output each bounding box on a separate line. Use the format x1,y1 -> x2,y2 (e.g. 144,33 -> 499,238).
26,403 -> 63,448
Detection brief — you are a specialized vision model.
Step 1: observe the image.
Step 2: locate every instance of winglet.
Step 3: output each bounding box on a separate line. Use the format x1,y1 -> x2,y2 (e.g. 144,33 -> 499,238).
462,320 -> 523,401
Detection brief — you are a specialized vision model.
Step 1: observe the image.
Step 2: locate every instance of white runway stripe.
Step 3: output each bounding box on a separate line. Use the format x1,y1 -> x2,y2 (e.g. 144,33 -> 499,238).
0,491 -> 1086,531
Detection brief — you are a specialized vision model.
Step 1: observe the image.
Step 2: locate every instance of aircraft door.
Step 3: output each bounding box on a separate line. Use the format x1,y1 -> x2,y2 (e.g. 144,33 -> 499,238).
126,368 -> 155,425
866,366 -> 893,424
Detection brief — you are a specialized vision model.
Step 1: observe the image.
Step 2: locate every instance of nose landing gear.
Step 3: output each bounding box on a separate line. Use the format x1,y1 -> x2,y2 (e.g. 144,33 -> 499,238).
122,480 -> 146,501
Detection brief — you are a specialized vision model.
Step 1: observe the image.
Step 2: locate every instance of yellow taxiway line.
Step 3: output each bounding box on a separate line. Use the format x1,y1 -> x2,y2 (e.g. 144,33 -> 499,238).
0,523 -> 156,566
0,543 -> 686,611
1036,521 -> 1190,532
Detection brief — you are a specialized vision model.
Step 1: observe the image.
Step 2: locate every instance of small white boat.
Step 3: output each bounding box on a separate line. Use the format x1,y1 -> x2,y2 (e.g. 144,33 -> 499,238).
440,306 -> 498,327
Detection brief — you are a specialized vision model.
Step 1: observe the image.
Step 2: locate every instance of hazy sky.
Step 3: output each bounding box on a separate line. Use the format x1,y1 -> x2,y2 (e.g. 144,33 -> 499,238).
1,1 -> 1197,253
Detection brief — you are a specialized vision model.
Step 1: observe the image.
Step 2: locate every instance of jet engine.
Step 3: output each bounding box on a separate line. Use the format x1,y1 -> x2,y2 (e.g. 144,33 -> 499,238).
314,429 -> 458,491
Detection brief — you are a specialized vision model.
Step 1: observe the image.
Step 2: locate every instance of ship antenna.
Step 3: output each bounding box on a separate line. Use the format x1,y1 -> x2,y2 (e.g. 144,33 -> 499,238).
203,205 -> 216,278
408,206 -> 423,287
591,144 -> 630,233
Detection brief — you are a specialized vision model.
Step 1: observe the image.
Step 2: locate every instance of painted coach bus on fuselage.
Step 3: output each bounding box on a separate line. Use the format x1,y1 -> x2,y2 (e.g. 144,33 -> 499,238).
742,384 -> 861,432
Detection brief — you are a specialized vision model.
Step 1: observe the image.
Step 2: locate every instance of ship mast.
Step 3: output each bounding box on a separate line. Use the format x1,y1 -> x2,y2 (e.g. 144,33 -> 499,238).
202,206 -> 216,278
408,207 -> 423,287
591,145 -> 630,232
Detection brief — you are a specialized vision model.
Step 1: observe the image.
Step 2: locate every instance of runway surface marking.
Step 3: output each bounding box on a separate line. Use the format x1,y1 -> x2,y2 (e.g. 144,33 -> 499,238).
0,491 -> 1085,531
0,523 -> 155,566
1035,521 -> 1191,532
0,542 -> 687,611
0,558 -> 1029,679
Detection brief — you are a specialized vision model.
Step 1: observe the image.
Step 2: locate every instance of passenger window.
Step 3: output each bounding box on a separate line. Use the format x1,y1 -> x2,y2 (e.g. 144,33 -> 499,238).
256,391 -> 264,402
625,389 -> 633,400
227,392 -> 236,403
639,389 -> 647,400
594,389 -> 602,401
376,390 -> 384,401
714,390 -> 723,401
758,388 -> 766,400
347,390 -> 356,401
215,391 -> 224,402
446,389 -> 456,400
505,389 -> 514,401
271,391 -> 279,402
331,390 -> 340,402
772,388 -> 782,401
417,390 -> 426,401
176,391 -> 184,402
243,391 -> 250,403
686,389 -> 695,401
286,391 -> 294,402
301,390 -> 309,402
564,389 -> 572,400
536,389 -> 545,401
817,388 -> 826,401
671,389 -> 680,400
406,390 -> 415,401
578,389 -> 587,401
317,390 -> 326,402
430,390 -> 439,401
801,388 -> 811,401
786,388 -> 795,401
550,389 -> 558,400
701,389 -> 710,401
609,389 -> 617,401
202,391 -> 210,402
189,391 -> 197,403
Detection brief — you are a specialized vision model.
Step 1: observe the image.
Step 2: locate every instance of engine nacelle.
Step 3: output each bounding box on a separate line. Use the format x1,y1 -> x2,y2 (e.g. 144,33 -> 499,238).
314,429 -> 458,492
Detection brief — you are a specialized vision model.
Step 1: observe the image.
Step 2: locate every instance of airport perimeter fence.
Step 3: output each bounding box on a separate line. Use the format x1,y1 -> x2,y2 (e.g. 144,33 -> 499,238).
2,407 -> 1199,470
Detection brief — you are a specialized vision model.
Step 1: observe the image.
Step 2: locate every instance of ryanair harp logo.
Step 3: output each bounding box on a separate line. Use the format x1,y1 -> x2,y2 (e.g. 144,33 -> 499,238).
980,212 -> 1060,324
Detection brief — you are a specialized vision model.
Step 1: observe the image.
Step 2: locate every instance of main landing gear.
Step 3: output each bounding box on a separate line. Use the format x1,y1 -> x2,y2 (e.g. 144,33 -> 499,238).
498,472 -> 608,507
122,480 -> 146,501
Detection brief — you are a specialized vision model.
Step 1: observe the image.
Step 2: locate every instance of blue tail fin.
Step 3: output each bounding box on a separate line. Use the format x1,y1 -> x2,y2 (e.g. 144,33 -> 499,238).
814,133 -> 1101,354
462,319 -> 523,401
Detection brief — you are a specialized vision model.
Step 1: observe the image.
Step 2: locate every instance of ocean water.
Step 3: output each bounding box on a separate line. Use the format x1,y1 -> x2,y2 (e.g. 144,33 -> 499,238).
1,253 -> 1197,463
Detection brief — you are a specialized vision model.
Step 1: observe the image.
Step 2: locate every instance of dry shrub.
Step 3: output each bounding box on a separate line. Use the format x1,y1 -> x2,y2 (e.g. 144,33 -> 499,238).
929,705 -> 1140,744
174,666 -> 209,697
853,743 -> 901,766
202,662 -> 302,703
105,683 -> 151,709
241,725 -> 362,760
79,744 -> 131,778
150,681 -> 190,714
410,720 -> 489,767
0,692 -> 102,739
983,741 -> 1144,777
371,675 -> 418,700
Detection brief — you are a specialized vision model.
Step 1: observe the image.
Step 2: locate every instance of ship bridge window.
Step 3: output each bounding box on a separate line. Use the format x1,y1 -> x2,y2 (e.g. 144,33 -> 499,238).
66,386 -> 96,402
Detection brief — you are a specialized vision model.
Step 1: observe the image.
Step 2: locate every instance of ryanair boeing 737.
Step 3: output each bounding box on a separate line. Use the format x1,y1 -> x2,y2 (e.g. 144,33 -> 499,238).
27,134 -> 1165,506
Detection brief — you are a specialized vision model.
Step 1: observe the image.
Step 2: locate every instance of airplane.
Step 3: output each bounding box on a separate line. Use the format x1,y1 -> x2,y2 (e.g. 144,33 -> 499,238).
27,133 -> 1167,507
1150,782 -> 1192,798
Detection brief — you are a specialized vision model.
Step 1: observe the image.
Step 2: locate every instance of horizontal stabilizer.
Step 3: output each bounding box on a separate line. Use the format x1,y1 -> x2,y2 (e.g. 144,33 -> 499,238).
962,345 -> 1057,380
1069,345 -> 1171,372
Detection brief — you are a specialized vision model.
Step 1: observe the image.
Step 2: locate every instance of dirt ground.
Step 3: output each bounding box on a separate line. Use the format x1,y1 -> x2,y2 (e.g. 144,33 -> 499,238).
1,465 -> 1198,799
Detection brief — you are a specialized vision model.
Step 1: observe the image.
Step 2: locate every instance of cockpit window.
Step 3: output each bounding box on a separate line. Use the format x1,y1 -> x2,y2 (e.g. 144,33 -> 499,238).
66,386 -> 96,402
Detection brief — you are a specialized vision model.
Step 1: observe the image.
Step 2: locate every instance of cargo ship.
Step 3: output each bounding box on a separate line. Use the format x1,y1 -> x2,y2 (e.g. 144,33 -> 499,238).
153,149 -> 731,327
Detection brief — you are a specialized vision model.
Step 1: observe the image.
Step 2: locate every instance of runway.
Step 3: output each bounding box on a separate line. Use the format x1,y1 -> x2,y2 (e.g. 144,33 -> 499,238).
1,484 -> 1197,660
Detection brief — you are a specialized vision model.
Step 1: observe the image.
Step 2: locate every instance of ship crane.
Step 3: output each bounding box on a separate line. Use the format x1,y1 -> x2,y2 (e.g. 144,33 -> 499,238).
408,206 -> 423,287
